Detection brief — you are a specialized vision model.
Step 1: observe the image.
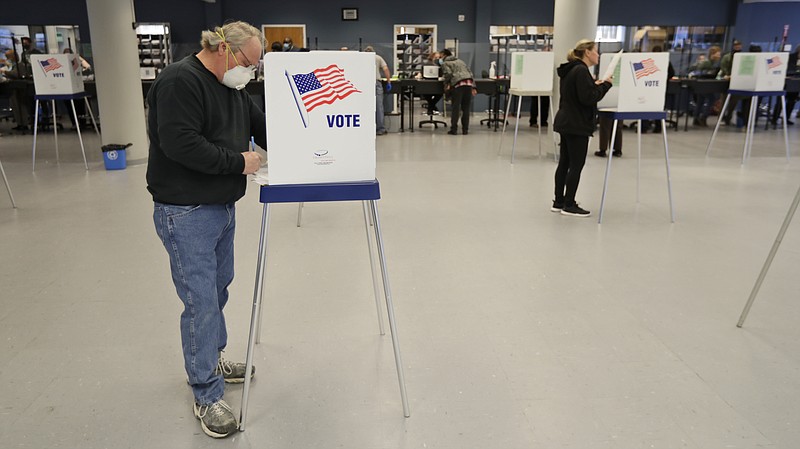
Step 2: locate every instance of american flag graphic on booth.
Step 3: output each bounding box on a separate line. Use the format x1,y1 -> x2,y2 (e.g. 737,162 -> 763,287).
291,64 -> 361,113
632,58 -> 659,79
766,56 -> 782,69
39,58 -> 62,73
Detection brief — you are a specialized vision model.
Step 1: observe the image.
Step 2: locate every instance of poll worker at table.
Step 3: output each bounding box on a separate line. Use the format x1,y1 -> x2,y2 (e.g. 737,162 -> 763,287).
439,49 -> 475,135
420,51 -> 443,115
690,46 -> 722,127
552,39 -> 612,217
365,45 -> 391,135
146,21 -> 266,439
719,39 -> 743,126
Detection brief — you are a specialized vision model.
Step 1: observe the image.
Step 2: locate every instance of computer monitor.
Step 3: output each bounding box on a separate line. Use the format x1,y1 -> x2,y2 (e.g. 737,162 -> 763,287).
423,65 -> 439,79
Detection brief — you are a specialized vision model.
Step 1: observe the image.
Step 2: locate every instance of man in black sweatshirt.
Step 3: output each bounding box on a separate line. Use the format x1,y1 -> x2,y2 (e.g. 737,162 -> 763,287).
146,21 -> 265,438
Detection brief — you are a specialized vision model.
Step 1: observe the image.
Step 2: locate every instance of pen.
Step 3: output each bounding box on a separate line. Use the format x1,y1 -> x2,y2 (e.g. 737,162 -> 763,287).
250,136 -> 256,152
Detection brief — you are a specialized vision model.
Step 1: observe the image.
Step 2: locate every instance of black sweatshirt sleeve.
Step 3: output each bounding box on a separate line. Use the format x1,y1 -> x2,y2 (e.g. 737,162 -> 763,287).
155,74 -> 245,175
575,65 -> 612,107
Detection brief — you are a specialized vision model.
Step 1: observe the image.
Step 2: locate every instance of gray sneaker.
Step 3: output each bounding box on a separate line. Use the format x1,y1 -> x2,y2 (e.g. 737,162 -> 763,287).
216,357 -> 255,384
193,399 -> 237,438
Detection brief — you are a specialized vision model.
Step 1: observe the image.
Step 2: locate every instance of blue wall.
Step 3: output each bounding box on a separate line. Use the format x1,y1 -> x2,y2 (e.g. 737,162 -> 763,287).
6,0 -> 789,51
734,1 -> 800,49
599,0 -> 736,25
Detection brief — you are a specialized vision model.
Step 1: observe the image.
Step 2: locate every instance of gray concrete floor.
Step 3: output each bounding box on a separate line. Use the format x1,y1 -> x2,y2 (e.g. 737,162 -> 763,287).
1,113 -> 799,448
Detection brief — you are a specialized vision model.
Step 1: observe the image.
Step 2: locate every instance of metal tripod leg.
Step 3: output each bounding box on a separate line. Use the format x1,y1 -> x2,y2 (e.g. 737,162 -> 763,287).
661,119 -> 675,223
85,96 -> 101,136
0,158 -> 16,208
742,96 -> 757,164
637,119 -> 642,203
598,119 -> 619,224
511,95 -> 523,164
296,202 -> 304,227
52,100 -> 59,163
780,95 -> 790,162
369,200 -> 410,417
498,93 -> 514,156
240,203 -> 270,431
70,100 -> 89,170
363,200 -> 385,335
32,99 -> 40,171
738,182 -> 800,327
706,93 -> 731,157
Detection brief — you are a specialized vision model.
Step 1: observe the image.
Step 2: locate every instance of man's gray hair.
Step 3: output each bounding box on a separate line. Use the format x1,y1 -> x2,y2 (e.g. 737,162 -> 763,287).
201,21 -> 262,53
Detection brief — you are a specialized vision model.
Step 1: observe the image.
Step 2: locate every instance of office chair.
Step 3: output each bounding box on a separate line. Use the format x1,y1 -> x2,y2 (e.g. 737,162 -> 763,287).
415,81 -> 447,129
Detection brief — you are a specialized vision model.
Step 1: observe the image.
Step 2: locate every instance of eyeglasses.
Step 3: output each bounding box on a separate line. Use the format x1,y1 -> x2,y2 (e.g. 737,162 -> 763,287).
237,50 -> 255,69
227,45 -> 257,71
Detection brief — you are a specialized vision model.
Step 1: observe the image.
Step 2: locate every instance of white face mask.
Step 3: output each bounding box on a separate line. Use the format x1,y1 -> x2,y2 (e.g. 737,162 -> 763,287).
221,42 -> 256,90
222,64 -> 254,90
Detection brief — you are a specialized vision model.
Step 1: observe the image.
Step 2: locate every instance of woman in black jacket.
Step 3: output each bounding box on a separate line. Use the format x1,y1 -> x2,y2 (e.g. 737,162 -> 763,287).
552,40 -> 612,217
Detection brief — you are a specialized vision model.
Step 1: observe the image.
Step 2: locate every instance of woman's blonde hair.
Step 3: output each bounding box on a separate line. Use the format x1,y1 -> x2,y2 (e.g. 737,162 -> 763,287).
708,45 -> 721,58
200,21 -> 262,53
567,39 -> 596,62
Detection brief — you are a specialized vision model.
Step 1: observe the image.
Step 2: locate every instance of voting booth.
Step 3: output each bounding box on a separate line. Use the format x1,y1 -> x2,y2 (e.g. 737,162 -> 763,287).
499,52 -> 556,162
707,52 -> 790,163
29,54 -> 100,171
598,52 -> 669,112
729,52 -> 790,92
595,52 -> 675,223
30,54 -> 84,94
263,52 -> 375,185
240,51 -> 410,430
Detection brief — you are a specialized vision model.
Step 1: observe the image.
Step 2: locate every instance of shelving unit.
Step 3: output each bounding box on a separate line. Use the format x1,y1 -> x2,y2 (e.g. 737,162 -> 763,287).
393,25 -> 437,79
489,26 -> 553,78
136,23 -> 172,79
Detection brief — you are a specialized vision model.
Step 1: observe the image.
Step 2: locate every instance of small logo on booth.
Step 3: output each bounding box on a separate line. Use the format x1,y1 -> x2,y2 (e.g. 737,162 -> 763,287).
285,64 -> 361,128
39,58 -> 62,74
106,150 -> 119,161
766,56 -> 782,70
312,149 -> 335,166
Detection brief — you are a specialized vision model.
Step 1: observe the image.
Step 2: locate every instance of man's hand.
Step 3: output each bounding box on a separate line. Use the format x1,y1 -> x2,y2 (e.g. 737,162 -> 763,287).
241,152 -> 264,175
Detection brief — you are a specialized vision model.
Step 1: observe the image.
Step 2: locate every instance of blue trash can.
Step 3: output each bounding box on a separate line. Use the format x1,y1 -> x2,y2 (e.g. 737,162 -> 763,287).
101,143 -> 131,170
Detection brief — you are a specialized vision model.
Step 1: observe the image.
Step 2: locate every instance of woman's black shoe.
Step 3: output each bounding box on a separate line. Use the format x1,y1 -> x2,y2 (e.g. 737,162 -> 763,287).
612,150 -> 622,157
594,150 -> 607,158
447,129 -> 458,135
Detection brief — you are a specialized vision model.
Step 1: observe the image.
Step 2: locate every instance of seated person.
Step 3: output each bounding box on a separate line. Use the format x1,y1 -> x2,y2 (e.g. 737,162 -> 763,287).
420,51 -> 442,115
692,46 -> 722,127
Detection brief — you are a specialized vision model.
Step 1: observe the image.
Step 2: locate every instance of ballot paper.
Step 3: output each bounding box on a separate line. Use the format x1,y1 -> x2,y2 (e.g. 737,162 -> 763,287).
602,50 -> 623,81
251,166 -> 270,185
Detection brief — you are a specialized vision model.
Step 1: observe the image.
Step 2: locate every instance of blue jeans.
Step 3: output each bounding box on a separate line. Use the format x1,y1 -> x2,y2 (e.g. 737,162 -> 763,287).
375,81 -> 385,133
153,202 -> 236,405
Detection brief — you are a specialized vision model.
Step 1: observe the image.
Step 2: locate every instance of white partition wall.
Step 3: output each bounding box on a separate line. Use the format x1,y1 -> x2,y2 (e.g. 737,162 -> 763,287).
729,52 -> 790,91
509,52 -> 554,92
264,52 -> 375,185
